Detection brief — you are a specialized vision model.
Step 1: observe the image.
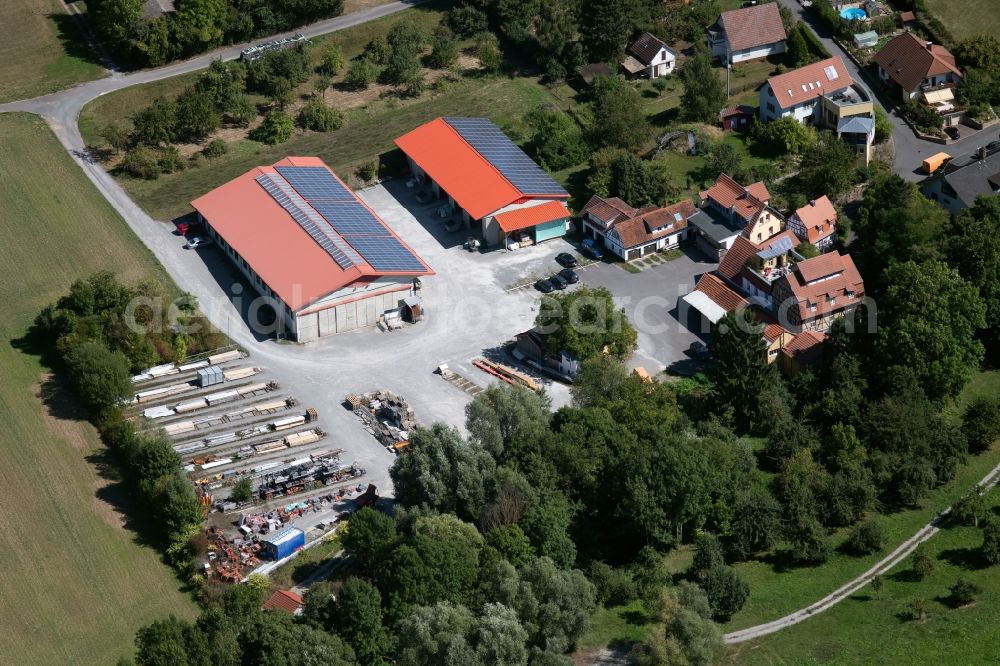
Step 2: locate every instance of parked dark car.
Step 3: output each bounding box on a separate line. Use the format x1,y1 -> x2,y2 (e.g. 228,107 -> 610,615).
688,341 -> 710,359
550,274 -> 568,290
535,278 -> 555,293
559,268 -> 579,284
944,126 -> 960,140
555,252 -> 577,268
582,238 -> 605,260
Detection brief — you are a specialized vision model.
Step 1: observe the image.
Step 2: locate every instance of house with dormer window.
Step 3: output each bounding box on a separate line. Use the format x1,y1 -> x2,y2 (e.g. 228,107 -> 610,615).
770,251 -> 865,332
688,173 -> 785,259
787,196 -> 837,251
603,200 -> 697,261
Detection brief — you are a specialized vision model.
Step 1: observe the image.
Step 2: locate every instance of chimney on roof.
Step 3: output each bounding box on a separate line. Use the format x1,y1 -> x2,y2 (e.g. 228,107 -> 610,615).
926,42 -> 933,50
809,199 -> 816,207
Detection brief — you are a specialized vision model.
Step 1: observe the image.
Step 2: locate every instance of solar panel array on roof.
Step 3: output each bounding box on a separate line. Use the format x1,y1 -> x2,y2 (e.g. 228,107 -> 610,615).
443,117 -> 568,196
258,166 -> 428,273
256,173 -> 363,270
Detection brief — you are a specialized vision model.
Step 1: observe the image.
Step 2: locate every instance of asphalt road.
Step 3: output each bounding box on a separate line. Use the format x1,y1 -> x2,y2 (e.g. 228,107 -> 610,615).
775,0 -> 995,180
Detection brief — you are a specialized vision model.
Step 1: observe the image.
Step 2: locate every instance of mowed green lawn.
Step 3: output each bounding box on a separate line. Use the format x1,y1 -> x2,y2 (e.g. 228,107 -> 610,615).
0,113 -> 196,664
726,489 -> 1000,665
0,0 -> 105,103
924,0 -> 1000,41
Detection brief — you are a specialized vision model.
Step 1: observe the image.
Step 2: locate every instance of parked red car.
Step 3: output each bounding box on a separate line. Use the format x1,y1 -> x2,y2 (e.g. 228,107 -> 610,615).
176,220 -> 203,235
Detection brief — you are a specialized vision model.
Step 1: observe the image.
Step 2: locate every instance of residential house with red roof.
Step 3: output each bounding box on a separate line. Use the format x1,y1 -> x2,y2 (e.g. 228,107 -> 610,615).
787,196 -> 838,251
681,273 -> 792,363
622,32 -> 676,79
603,200 -> 698,261
580,195 -> 639,242
759,56 -> 876,163
190,157 -> 433,341
874,32 -> 962,102
707,3 -> 787,64
780,330 -> 827,376
262,589 -> 304,616
395,117 -> 571,248
770,251 -> 865,332
689,173 -> 784,259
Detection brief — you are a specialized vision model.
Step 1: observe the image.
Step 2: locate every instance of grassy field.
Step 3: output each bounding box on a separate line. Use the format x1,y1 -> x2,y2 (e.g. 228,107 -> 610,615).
924,0 -> 1000,41
726,489 -> 1000,665
0,113 -> 197,664
0,0 -> 105,103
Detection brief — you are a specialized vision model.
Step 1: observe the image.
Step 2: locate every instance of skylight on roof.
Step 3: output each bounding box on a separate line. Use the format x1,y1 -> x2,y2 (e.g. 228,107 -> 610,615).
824,65 -> 839,80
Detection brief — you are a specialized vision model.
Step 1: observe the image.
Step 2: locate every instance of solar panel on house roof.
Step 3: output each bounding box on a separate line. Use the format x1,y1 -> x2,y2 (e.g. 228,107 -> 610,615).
443,117 -> 568,196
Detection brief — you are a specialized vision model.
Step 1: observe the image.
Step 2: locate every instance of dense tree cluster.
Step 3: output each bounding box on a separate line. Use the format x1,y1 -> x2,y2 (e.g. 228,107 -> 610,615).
32,273 -> 228,567
90,0 -> 345,67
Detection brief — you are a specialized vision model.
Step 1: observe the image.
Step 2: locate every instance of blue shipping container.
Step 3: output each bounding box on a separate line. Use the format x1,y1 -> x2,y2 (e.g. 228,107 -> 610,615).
263,527 -> 305,560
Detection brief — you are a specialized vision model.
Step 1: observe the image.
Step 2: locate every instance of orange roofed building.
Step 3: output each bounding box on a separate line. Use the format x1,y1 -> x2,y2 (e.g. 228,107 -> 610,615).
771,251 -> 865,332
191,157 -> 433,341
395,117 -> 570,248
787,196 -> 838,251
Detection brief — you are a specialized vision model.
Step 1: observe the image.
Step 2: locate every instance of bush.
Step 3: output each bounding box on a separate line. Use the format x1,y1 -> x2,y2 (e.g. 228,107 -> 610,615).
156,146 -> 184,174
357,160 -> 378,182
588,561 -> 638,607
344,58 -> 380,89
250,111 -> 295,144
297,98 -> 343,132
475,32 -> 502,75
121,146 -> 162,179
65,341 -> 133,413
202,138 -> 228,158
320,46 -> 344,75
962,395 -> 1000,453
910,543 -> 935,579
846,519 -> 885,555
700,565 -> 749,620
230,477 -> 253,504
983,517 -> 1000,565
949,579 -> 981,607
448,3 -> 489,37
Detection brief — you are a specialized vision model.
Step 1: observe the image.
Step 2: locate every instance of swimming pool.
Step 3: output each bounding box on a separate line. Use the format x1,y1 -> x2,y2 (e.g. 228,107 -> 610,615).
840,7 -> 867,20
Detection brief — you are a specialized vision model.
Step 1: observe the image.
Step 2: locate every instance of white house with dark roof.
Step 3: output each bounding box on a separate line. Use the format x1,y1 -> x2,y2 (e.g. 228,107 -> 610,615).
707,4 -> 787,64
923,147 -> 1000,215
622,32 -> 676,78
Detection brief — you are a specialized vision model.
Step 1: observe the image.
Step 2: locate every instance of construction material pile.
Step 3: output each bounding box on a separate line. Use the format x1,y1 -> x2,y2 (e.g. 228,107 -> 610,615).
253,453 -> 364,503
472,357 -> 540,391
345,390 -> 419,453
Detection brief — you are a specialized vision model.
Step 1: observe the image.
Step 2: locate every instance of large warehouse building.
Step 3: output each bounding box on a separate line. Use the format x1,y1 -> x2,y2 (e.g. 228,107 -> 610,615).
191,157 -> 432,341
395,117 -> 571,248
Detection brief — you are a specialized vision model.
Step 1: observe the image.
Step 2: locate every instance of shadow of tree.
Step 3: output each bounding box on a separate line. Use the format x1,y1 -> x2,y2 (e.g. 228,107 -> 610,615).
938,546 -> 986,571
46,12 -> 107,69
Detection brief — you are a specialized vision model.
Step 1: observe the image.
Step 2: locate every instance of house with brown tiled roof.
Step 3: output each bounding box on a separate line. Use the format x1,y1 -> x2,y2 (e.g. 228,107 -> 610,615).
689,174 -> 784,259
622,32 -> 676,79
262,589 -> 304,616
681,273 -> 792,363
715,231 -> 802,310
771,251 -> 865,332
707,3 -> 787,64
787,196 -> 837,251
780,330 -> 827,376
874,32 -> 962,101
580,195 -> 639,242
604,200 -> 697,261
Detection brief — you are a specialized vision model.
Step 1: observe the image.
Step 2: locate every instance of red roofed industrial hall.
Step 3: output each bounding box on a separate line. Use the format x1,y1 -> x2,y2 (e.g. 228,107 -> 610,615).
395,117 -> 571,248
191,157 -> 433,341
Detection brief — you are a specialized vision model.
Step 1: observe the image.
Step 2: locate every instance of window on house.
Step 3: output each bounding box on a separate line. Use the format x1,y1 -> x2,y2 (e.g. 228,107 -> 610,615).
757,232 -> 762,241
769,348 -> 779,358
808,303 -> 817,312
845,290 -> 854,298
767,102 -> 775,112
828,296 -> 836,305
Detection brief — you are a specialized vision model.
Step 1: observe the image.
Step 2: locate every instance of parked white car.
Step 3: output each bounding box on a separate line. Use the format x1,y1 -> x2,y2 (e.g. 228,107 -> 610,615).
185,236 -> 213,249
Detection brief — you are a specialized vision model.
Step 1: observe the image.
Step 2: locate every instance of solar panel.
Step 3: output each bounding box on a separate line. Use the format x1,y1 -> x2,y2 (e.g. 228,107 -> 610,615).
275,166 -> 355,201
257,168 -> 427,274
444,117 -> 568,196
255,173 -> 363,270
343,235 -> 429,272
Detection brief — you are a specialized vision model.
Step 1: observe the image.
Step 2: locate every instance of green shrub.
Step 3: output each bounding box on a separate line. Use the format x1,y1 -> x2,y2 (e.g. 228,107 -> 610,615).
846,519 -> 886,555
250,110 -> 295,144
297,98 -> 343,132
121,146 -> 162,179
202,138 -> 228,158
